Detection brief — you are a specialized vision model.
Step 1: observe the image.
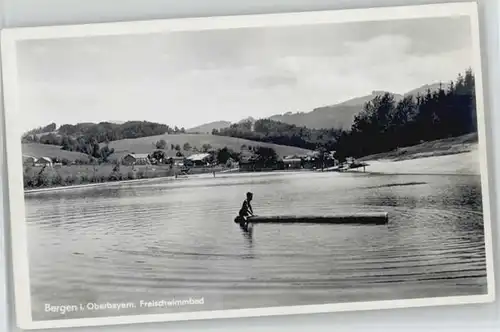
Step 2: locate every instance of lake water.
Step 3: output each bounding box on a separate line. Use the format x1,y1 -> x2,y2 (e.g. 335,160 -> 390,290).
24,171 -> 488,321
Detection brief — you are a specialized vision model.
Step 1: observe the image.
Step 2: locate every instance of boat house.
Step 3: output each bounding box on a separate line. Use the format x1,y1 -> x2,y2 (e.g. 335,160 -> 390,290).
122,153 -> 151,166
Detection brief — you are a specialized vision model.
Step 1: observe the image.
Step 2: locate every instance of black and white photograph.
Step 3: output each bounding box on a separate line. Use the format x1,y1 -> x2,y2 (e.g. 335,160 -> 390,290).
1,2 -> 496,329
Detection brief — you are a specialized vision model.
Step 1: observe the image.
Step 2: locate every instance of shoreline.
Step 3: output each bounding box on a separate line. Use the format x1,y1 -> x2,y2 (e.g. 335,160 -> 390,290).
24,176 -> 177,194
23,169 -> 316,194
24,143 -> 480,194
352,149 -> 480,176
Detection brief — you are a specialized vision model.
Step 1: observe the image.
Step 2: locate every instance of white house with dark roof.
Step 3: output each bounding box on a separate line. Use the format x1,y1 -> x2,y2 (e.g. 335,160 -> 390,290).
186,153 -> 212,166
122,153 -> 151,165
37,157 -> 53,167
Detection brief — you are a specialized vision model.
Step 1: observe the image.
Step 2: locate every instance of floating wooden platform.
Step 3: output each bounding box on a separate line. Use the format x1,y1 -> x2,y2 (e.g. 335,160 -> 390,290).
234,212 -> 388,225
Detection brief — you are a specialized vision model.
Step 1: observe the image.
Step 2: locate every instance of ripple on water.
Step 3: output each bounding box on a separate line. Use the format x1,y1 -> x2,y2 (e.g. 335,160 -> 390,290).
26,173 -> 488,320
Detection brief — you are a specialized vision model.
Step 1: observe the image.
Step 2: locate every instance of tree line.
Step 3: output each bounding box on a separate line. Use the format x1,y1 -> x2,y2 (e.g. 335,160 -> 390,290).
22,121 -> 187,152
21,121 -> 189,162
212,119 -> 343,151
213,68 -> 477,161
336,68 -> 476,159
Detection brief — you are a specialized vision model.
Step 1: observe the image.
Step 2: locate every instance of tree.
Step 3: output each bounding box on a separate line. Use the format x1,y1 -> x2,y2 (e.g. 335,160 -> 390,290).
217,147 -> 232,164
254,146 -> 278,162
183,142 -> 192,151
155,139 -> 167,149
202,143 -> 212,152
151,150 -> 166,164
99,145 -> 115,162
174,144 -> 181,151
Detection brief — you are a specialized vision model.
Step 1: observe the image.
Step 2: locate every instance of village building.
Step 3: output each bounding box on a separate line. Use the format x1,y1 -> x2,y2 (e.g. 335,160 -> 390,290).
36,157 -> 53,167
185,153 -> 212,167
121,153 -> 151,166
283,156 -> 303,169
170,156 -> 185,166
238,151 -> 284,172
22,155 -> 38,166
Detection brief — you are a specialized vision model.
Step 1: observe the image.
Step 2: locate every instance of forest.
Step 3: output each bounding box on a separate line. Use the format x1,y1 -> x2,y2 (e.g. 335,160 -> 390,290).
22,121 -> 187,160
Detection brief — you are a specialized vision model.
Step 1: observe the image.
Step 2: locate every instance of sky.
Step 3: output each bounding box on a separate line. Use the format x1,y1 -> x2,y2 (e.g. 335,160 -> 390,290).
16,15 -> 474,133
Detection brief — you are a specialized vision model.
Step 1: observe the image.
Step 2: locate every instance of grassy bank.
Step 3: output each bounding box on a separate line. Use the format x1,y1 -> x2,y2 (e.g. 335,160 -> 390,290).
357,133 -> 478,162
352,133 -> 480,175
23,163 -> 226,190
354,150 -> 480,175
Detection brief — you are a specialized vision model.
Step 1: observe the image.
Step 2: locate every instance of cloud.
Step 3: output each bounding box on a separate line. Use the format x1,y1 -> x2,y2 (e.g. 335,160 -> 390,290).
16,17 -> 474,132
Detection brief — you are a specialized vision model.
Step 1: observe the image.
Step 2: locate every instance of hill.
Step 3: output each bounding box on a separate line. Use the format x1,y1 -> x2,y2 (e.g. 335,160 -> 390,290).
269,104 -> 360,130
22,134 -> 312,163
266,84 -> 449,130
22,143 -> 91,162
404,82 -> 451,97
336,91 -> 404,107
187,121 -> 232,134
357,133 -> 478,162
190,82 -> 454,132
103,133 -> 312,161
22,120 -> 185,144
268,91 -> 396,130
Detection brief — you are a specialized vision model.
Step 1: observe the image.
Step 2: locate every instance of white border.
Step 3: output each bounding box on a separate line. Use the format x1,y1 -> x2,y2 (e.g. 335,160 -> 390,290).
0,1 -> 495,330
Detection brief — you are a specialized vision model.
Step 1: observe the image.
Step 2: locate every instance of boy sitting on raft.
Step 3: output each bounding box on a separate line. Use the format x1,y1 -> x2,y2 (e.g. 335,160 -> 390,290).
238,192 -> 254,225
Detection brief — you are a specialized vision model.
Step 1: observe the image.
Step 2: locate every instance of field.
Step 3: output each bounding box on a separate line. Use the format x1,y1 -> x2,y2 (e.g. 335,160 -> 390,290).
355,150 -> 480,175
22,143 -> 90,161
357,133 -> 478,162
103,133 -> 312,161
354,133 -> 480,175
21,133 -> 313,163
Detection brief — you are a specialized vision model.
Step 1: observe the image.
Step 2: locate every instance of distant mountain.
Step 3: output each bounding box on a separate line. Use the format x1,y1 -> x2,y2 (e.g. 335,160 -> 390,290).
336,90 -> 404,107
185,82 -> 454,134
269,91 -> 403,130
404,82 -> 451,97
265,83 -> 451,130
238,117 -> 256,124
191,83 -> 446,133
187,121 -> 232,134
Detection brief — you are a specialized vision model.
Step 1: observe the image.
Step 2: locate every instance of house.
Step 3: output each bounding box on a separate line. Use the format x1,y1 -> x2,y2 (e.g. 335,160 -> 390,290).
170,156 -> 185,166
37,157 -> 53,167
22,155 -> 38,166
122,153 -> 151,166
283,157 -> 302,169
185,153 -> 212,167
238,152 -> 284,172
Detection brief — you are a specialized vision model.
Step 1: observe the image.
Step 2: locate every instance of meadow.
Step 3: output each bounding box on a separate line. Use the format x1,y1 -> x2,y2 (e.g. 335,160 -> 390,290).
102,133 -> 312,161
